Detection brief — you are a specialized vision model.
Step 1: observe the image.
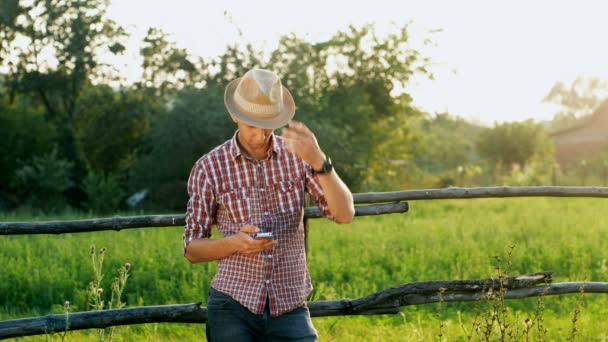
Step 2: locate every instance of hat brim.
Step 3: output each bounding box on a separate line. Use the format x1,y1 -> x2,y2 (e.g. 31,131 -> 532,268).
224,77 -> 296,129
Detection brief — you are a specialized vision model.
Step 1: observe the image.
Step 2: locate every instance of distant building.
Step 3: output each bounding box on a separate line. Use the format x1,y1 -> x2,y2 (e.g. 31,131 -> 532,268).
552,100 -> 608,168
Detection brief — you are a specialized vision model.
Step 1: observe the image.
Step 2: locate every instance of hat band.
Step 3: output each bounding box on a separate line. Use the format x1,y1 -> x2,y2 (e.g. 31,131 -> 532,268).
234,90 -> 282,119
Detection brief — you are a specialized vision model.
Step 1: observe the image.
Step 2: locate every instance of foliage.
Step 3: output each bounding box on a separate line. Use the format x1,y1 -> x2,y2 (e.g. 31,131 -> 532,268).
1,5 -> 501,211
0,0 -> 129,208
132,85 -> 234,210
361,104 -> 424,191
74,85 -> 156,175
476,119 -> 555,178
82,171 -> 125,214
6,0 -> 127,117
268,24 -> 434,190
0,0 -> 23,78
581,151 -> 608,186
0,97 -> 56,209
0,2 -> 578,212
414,113 -> 482,175
139,27 -> 207,96
13,148 -> 74,212
544,76 -> 608,132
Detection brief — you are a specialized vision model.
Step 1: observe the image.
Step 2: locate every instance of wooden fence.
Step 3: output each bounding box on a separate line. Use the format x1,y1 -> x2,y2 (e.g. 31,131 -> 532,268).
2,186 -> 608,339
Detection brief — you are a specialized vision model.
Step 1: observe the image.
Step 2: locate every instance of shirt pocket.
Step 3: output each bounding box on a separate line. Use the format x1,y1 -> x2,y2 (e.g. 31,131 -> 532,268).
275,179 -> 304,213
218,187 -> 252,224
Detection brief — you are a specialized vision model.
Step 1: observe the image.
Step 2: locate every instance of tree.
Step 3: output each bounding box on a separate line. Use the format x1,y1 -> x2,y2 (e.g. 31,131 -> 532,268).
132,85 -> 234,209
138,27 -> 207,96
544,76 -> 608,131
13,148 -> 74,212
0,97 -> 56,209
5,1 -> 126,155
414,112 -> 482,174
1,0 -> 128,206
267,24 -> 434,190
74,85 -> 157,175
0,0 -> 23,102
8,0 -> 127,121
476,120 -> 554,175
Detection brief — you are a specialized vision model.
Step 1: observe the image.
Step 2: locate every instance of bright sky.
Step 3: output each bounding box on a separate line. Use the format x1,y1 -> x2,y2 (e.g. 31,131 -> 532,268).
107,0 -> 608,125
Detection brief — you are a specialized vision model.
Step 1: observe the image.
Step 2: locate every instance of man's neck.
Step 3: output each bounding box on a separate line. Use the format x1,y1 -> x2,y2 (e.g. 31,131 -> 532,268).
236,133 -> 272,161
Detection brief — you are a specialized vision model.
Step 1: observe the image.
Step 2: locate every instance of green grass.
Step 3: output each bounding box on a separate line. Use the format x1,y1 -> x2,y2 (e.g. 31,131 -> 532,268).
2,198 -> 608,340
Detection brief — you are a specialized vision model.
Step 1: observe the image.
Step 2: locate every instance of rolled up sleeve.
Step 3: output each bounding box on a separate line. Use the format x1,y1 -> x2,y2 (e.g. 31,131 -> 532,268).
183,162 -> 216,254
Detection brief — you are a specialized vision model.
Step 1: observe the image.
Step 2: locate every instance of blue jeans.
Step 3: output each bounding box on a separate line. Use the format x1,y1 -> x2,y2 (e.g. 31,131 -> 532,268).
206,287 -> 318,341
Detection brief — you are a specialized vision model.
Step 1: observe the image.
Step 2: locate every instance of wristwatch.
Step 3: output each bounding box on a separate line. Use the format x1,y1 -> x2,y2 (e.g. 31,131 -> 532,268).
312,157 -> 333,175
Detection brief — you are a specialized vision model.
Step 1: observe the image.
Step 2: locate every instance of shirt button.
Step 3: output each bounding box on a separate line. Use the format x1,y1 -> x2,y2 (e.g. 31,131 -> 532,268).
265,279 -> 270,284
260,188 -> 265,192
268,254 -> 273,259
264,212 -> 269,216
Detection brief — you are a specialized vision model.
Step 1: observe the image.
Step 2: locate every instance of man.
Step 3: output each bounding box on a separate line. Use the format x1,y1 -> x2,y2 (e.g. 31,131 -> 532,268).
184,68 -> 355,341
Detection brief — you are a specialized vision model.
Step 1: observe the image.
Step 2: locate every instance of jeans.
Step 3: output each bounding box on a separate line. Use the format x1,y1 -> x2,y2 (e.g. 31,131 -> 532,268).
206,287 -> 318,341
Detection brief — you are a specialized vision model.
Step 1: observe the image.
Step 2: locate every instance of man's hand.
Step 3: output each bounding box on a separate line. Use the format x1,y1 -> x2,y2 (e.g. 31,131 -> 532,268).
281,121 -> 326,171
230,225 -> 277,256
281,121 -> 355,224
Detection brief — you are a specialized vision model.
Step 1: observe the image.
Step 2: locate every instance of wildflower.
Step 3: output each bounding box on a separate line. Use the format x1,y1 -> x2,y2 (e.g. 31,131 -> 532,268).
100,247 -> 107,254
90,245 -> 95,254
124,262 -> 132,270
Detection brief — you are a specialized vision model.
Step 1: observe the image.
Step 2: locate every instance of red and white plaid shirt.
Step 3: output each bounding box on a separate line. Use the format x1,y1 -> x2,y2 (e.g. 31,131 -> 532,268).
184,131 -> 333,316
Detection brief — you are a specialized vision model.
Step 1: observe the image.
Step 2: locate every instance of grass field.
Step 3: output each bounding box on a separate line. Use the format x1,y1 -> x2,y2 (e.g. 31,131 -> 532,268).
2,197 -> 608,341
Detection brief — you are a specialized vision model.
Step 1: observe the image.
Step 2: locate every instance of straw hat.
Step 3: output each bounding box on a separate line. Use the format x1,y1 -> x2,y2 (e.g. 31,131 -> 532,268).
224,69 -> 295,129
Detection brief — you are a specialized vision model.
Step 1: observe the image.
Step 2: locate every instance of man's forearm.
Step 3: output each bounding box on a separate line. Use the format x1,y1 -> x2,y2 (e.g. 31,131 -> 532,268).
317,170 -> 355,224
185,226 -> 277,263
279,121 -> 355,223
185,236 -> 238,263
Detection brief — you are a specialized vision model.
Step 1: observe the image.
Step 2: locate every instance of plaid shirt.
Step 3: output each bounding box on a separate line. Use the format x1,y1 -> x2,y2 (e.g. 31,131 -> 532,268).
184,131 -> 333,316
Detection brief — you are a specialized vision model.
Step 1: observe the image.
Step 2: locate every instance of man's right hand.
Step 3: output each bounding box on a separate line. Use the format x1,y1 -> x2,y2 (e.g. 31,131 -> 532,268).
230,225 -> 277,256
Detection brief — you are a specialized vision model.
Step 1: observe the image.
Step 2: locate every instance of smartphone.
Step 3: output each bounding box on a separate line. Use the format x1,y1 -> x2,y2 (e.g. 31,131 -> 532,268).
254,232 -> 273,240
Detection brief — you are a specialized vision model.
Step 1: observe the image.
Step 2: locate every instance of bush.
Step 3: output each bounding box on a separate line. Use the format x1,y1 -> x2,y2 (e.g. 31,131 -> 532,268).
13,148 -> 73,212
82,171 -> 125,214
133,85 -> 233,209
0,98 -> 56,208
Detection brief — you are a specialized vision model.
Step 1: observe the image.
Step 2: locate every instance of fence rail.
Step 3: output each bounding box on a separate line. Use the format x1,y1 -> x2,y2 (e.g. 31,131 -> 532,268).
3,271 -> 607,339
353,186 -> 608,203
0,202 -> 407,235
4,186 -> 608,235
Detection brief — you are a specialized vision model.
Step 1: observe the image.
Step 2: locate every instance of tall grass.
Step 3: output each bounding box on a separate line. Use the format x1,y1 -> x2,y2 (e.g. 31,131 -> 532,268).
1,197 -> 608,340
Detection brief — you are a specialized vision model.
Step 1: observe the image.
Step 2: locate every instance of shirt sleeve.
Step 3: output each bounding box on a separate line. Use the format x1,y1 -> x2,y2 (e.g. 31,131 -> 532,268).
183,161 -> 216,254
304,164 -> 335,221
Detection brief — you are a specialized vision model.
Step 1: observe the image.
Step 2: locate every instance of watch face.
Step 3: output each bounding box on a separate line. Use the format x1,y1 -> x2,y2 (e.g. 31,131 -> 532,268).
323,158 -> 333,173
313,158 -> 332,175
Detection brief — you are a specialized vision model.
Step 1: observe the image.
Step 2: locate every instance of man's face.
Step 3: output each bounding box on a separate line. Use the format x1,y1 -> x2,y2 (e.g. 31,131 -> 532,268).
233,116 -> 274,156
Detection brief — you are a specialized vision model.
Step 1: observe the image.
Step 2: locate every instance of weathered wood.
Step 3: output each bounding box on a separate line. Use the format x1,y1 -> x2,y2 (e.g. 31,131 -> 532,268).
353,186 -> 608,203
350,272 -> 553,312
0,202 -> 407,235
3,272 -> 605,340
400,282 -> 608,306
304,201 -> 407,218
0,303 -> 206,339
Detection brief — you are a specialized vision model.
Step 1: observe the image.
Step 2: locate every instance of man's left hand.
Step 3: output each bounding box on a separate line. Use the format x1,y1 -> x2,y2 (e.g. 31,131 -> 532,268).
281,121 -> 325,171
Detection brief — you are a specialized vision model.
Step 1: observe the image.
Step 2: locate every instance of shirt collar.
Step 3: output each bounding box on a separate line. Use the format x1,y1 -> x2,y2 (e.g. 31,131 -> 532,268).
229,130 -> 280,160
